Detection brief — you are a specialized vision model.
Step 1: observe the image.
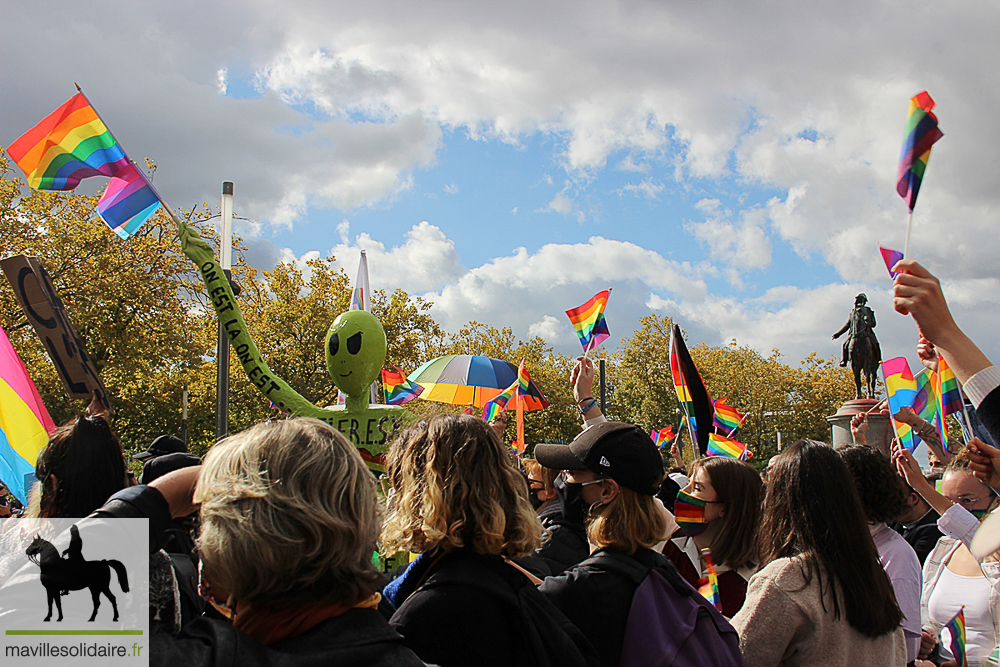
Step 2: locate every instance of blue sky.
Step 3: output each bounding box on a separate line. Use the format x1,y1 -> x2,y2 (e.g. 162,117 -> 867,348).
3,0 -> 999,381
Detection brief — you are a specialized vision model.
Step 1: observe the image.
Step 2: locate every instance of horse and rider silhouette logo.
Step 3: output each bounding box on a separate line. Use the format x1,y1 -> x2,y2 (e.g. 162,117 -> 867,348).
24,525 -> 130,622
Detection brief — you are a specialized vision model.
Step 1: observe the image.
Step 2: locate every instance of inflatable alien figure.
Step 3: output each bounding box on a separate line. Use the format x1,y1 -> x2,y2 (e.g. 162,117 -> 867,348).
177,217 -> 412,470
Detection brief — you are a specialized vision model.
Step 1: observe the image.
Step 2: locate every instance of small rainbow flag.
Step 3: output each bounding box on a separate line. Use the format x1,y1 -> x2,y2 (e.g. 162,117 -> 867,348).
712,397 -> 744,434
0,326 -> 57,504
565,290 -> 611,352
698,548 -> 722,612
651,426 -> 675,450
938,356 -> 963,416
945,608 -> 967,667
882,357 -> 918,451
517,359 -> 531,395
707,432 -> 750,460
96,163 -> 161,239
913,369 -> 939,424
7,92 -> 129,190
482,377 -> 518,423
382,366 -> 423,405
879,245 -> 904,279
897,91 -> 943,213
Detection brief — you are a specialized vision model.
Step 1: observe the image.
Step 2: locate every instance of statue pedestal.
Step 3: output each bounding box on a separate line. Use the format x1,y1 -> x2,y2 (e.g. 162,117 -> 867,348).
826,399 -> 893,456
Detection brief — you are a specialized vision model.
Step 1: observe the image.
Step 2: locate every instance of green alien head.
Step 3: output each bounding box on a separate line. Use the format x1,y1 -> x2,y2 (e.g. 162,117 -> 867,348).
325,310 -> 387,399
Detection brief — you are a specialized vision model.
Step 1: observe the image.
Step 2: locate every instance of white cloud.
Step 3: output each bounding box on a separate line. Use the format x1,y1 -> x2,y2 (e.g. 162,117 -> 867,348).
686,200 -> 772,275
528,315 -> 565,342
618,179 -> 664,200
216,67 -> 228,95
443,183 -> 459,194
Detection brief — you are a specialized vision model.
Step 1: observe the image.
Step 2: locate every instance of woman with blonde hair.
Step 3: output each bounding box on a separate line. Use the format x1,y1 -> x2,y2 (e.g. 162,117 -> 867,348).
86,417 -> 425,665
381,413 -> 597,667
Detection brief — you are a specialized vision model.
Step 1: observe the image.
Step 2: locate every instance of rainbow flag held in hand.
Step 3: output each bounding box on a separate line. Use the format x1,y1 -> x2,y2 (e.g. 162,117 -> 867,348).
651,426 -> 675,450
712,397 -> 744,434
565,290 -> 611,352
482,377 -> 518,423
382,367 -> 423,405
698,548 -> 723,612
879,245 -> 904,279
0,326 -> 57,505
707,432 -> 751,460
882,357 -> 918,451
945,608 -> 967,667
938,356 -> 962,416
897,91 -> 943,212
670,324 -> 714,457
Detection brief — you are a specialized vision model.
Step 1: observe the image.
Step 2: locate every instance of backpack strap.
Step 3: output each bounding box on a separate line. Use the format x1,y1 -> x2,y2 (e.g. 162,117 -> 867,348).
586,548 -> 695,597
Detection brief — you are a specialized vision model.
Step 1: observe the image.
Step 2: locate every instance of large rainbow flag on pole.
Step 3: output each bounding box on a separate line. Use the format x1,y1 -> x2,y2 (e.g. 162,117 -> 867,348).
7,90 -> 162,239
896,91 -> 943,213
565,290 -> 611,353
669,324 -> 714,457
0,326 -> 57,504
882,357 -> 918,451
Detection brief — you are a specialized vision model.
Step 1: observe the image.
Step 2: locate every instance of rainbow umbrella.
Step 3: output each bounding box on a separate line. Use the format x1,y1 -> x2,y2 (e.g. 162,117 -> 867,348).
407,355 -> 549,410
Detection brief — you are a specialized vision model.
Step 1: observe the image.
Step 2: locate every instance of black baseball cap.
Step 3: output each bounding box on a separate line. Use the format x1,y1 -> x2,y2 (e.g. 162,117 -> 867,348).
139,452 -> 201,485
534,421 -> 663,495
132,434 -> 187,461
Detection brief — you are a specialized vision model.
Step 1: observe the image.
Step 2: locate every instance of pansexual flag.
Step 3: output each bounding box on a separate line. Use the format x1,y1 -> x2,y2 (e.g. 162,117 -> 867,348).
651,426 -> 675,450
382,366 -> 423,405
882,356 -> 918,451
96,163 -> 161,239
707,432 -> 750,460
879,245 -> 904,279
482,376 -> 518,423
7,92 -> 129,190
0,326 -> 57,505
713,397 -> 744,434
897,91 -> 943,212
565,290 -> 611,352
945,608 -> 967,667
670,324 -> 714,457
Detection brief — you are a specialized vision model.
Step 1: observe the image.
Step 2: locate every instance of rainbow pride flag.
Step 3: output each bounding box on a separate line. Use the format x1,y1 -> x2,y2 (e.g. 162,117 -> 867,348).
879,245 -> 904,279
938,356 -> 963,415
96,163 -> 161,239
7,92 -> 129,190
882,357 -> 918,451
382,366 -> 423,405
698,548 -> 723,612
565,290 -> 611,352
897,91 -> 943,212
517,360 -> 531,395
713,397 -> 744,434
0,326 -> 57,504
913,369 -> 939,424
707,432 -> 750,459
945,608 -> 967,667
651,426 -> 675,450
482,376 -> 518,423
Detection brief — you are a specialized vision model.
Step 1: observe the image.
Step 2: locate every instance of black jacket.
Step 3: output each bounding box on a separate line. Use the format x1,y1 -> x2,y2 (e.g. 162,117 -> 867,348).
978,384 -> 1000,446
536,503 -> 589,576
388,548 -> 598,667
540,547 -> 693,667
93,486 -> 424,667
889,507 -> 942,566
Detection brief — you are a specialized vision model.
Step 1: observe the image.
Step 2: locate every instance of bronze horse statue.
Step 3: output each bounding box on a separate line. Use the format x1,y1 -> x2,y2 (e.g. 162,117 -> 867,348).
25,527 -> 129,622
833,293 -> 882,400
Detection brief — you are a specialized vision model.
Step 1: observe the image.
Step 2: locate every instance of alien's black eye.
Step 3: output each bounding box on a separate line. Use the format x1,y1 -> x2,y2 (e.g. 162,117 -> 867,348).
328,333 -> 339,356
347,332 -> 362,355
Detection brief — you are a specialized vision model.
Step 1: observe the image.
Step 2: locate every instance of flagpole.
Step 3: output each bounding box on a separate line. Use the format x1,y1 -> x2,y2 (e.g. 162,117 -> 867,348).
726,413 -> 748,439
582,336 -> 595,360
903,211 -> 914,258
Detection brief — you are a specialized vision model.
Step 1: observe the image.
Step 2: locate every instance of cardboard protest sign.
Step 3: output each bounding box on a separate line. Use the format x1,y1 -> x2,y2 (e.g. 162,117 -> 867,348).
1,255 -> 110,410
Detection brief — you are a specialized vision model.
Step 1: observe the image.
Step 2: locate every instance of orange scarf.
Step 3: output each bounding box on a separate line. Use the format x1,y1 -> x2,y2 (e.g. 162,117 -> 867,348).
234,593 -> 381,646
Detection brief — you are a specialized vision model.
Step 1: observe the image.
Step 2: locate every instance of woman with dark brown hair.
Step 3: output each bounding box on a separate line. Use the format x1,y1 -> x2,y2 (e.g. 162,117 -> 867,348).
662,455 -> 763,617
732,440 -> 906,666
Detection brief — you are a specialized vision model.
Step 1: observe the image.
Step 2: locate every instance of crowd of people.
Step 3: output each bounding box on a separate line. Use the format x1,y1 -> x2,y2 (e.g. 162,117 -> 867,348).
2,260 -> 1000,666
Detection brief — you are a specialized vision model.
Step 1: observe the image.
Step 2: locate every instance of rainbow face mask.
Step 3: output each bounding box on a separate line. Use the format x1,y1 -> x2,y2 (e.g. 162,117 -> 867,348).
674,490 -> 709,536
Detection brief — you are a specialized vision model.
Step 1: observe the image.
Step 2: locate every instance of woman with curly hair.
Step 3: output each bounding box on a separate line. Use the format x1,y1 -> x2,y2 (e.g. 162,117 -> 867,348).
732,440 -> 906,666
662,455 -> 763,617
381,413 -> 597,667
838,444 -> 922,664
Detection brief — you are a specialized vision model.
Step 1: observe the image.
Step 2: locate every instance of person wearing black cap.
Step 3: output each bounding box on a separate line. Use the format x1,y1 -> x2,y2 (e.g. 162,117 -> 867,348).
132,434 -> 188,462
537,421 -> 742,667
